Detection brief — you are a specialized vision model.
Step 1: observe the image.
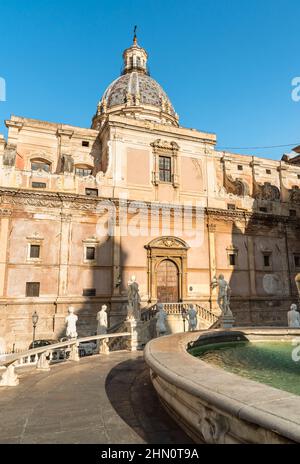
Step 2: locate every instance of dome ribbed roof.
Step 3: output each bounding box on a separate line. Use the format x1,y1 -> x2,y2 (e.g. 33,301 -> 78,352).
92,34 -> 179,128
102,72 -> 176,116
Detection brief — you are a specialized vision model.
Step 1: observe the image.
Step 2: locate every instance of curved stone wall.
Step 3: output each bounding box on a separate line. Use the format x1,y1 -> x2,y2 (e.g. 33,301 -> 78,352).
144,328 -> 300,444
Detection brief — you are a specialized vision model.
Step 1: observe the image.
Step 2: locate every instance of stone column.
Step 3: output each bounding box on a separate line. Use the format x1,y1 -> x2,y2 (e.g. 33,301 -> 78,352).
124,319 -> 145,351
112,221 -> 121,298
110,208 -> 126,326
58,213 -> 72,296
0,210 -> 11,297
207,223 -> 217,309
247,235 -> 256,297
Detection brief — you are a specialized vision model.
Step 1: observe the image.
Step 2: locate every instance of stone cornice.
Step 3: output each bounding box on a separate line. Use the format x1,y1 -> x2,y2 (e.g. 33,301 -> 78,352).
103,115 -> 217,145
0,188 -> 299,226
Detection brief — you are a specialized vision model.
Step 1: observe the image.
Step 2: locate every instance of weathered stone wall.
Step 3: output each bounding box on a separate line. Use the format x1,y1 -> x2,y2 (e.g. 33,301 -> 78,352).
0,114 -> 300,349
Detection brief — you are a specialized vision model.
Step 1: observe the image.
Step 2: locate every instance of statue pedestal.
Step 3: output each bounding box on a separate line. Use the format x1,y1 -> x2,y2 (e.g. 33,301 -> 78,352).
125,319 -> 145,351
220,314 -> 235,329
36,352 -> 50,371
98,338 -> 109,355
69,343 -> 80,362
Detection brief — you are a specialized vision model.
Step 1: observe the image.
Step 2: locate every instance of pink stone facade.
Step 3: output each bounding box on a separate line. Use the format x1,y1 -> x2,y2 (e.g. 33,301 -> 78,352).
0,37 -> 300,350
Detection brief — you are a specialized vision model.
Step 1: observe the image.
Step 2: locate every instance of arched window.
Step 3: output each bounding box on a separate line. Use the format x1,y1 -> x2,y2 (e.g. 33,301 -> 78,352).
31,158 -> 51,173
75,164 -> 93,177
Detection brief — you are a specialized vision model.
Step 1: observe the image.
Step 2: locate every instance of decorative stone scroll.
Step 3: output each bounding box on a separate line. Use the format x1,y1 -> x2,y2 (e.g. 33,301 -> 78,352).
221,158 -> 249,197
290,188 -> 300,203
150,139 -> 179,154
224,174 -> 250,197
253,182 -> 281,201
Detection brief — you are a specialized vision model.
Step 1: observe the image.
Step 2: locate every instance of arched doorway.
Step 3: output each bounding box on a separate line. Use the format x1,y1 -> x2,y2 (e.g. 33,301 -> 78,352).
156,259 -> 179,303
145,236 -> 189,303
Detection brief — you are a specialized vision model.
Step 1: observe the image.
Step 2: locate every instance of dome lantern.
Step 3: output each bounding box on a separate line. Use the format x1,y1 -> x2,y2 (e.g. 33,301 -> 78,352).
122,27 -> 149,75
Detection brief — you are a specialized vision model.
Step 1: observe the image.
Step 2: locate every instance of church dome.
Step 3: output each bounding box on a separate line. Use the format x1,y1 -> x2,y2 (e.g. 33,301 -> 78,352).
102,72 -> 176,117
92,31 -> 179,128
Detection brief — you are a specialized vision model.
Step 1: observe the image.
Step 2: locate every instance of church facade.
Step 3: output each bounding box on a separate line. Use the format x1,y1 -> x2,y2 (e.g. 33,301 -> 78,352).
1,35 -> 300,350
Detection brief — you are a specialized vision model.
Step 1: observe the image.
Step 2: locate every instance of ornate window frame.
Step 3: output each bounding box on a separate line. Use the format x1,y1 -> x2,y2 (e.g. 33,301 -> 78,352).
150,139 -> 179,188
226,244 -> 239,268
262,249 -> 272,270
82,236 -> 99,265
26,233 -> 44,263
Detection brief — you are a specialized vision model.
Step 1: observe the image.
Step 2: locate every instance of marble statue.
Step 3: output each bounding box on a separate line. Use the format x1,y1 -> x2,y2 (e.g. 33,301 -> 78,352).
287,304 -> 300,328
211,274 -> 232,316
127,275 -> 141,320
61,154 -> 74,173
65,307 -> 78,338
3,145 -> 16,167
187,304 -> 198,331
97,305 -> 109,354
97,305 -> 108,335
0,364 -> 19,386
155,303 -> 167,337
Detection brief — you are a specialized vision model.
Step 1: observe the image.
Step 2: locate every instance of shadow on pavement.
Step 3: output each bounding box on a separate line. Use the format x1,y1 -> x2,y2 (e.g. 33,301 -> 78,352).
105,356 -> 193,444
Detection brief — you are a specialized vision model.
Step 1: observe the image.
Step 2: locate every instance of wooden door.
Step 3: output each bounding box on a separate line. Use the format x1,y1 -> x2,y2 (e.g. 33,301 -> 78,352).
156,260 -> 179,302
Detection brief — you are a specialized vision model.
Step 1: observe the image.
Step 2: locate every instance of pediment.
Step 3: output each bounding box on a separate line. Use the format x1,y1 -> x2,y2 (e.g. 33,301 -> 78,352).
145,236 -> 189,250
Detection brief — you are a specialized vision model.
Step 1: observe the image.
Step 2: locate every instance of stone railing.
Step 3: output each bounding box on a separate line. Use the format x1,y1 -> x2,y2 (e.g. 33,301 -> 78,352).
141,304 -> 158,322
141,302 -> 219,327
107,321 -> 129,351
0,332 -> 130,387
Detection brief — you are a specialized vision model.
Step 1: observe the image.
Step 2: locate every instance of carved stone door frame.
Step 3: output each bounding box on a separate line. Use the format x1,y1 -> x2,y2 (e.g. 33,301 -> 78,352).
145,236 -> 189,303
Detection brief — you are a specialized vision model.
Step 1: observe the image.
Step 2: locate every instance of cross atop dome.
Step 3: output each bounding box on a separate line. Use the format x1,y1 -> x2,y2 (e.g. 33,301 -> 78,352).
133,25 -> 137,45
122,27 -> 149,75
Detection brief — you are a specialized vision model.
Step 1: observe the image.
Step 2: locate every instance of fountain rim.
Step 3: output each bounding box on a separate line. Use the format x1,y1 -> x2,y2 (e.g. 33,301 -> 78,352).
144,327 -> 300,443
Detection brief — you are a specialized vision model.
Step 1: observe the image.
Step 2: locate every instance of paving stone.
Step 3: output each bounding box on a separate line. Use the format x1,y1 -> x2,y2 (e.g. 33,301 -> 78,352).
0,352 -> 192,444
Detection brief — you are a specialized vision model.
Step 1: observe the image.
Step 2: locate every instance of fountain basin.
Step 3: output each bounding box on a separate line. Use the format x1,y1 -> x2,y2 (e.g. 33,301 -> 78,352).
144,328 -> 300,444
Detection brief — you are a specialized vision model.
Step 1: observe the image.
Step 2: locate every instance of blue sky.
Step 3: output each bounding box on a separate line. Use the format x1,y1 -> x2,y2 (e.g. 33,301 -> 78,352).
0,0 -> 299,159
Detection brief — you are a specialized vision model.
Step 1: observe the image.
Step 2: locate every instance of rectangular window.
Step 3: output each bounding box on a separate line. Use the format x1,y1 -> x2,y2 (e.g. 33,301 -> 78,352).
82,141 -> 89,147
294,255 -> 300,268
227,203 -> 236,210
266,169 -> 271,174
30,245 -> 40,258
159,156 -> 171,182
237,165 -> 243,171
31,161 -> 50,172
32,182 -> 46,189
263,255 -> 270,267
290,209 -> 297,217
82,288 -> 96,296
229,254 -> 236,266
26,282 -> 40,297
86,247 -> 95,261
85,188 -> 98,197
259,207 -> 268,213
298,175 -> 300,179
75,167 -> 93,177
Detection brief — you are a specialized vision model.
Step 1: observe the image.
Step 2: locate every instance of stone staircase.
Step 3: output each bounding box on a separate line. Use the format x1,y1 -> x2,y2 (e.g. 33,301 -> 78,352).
141,301 -> 220,331
107,302 -> 221,351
